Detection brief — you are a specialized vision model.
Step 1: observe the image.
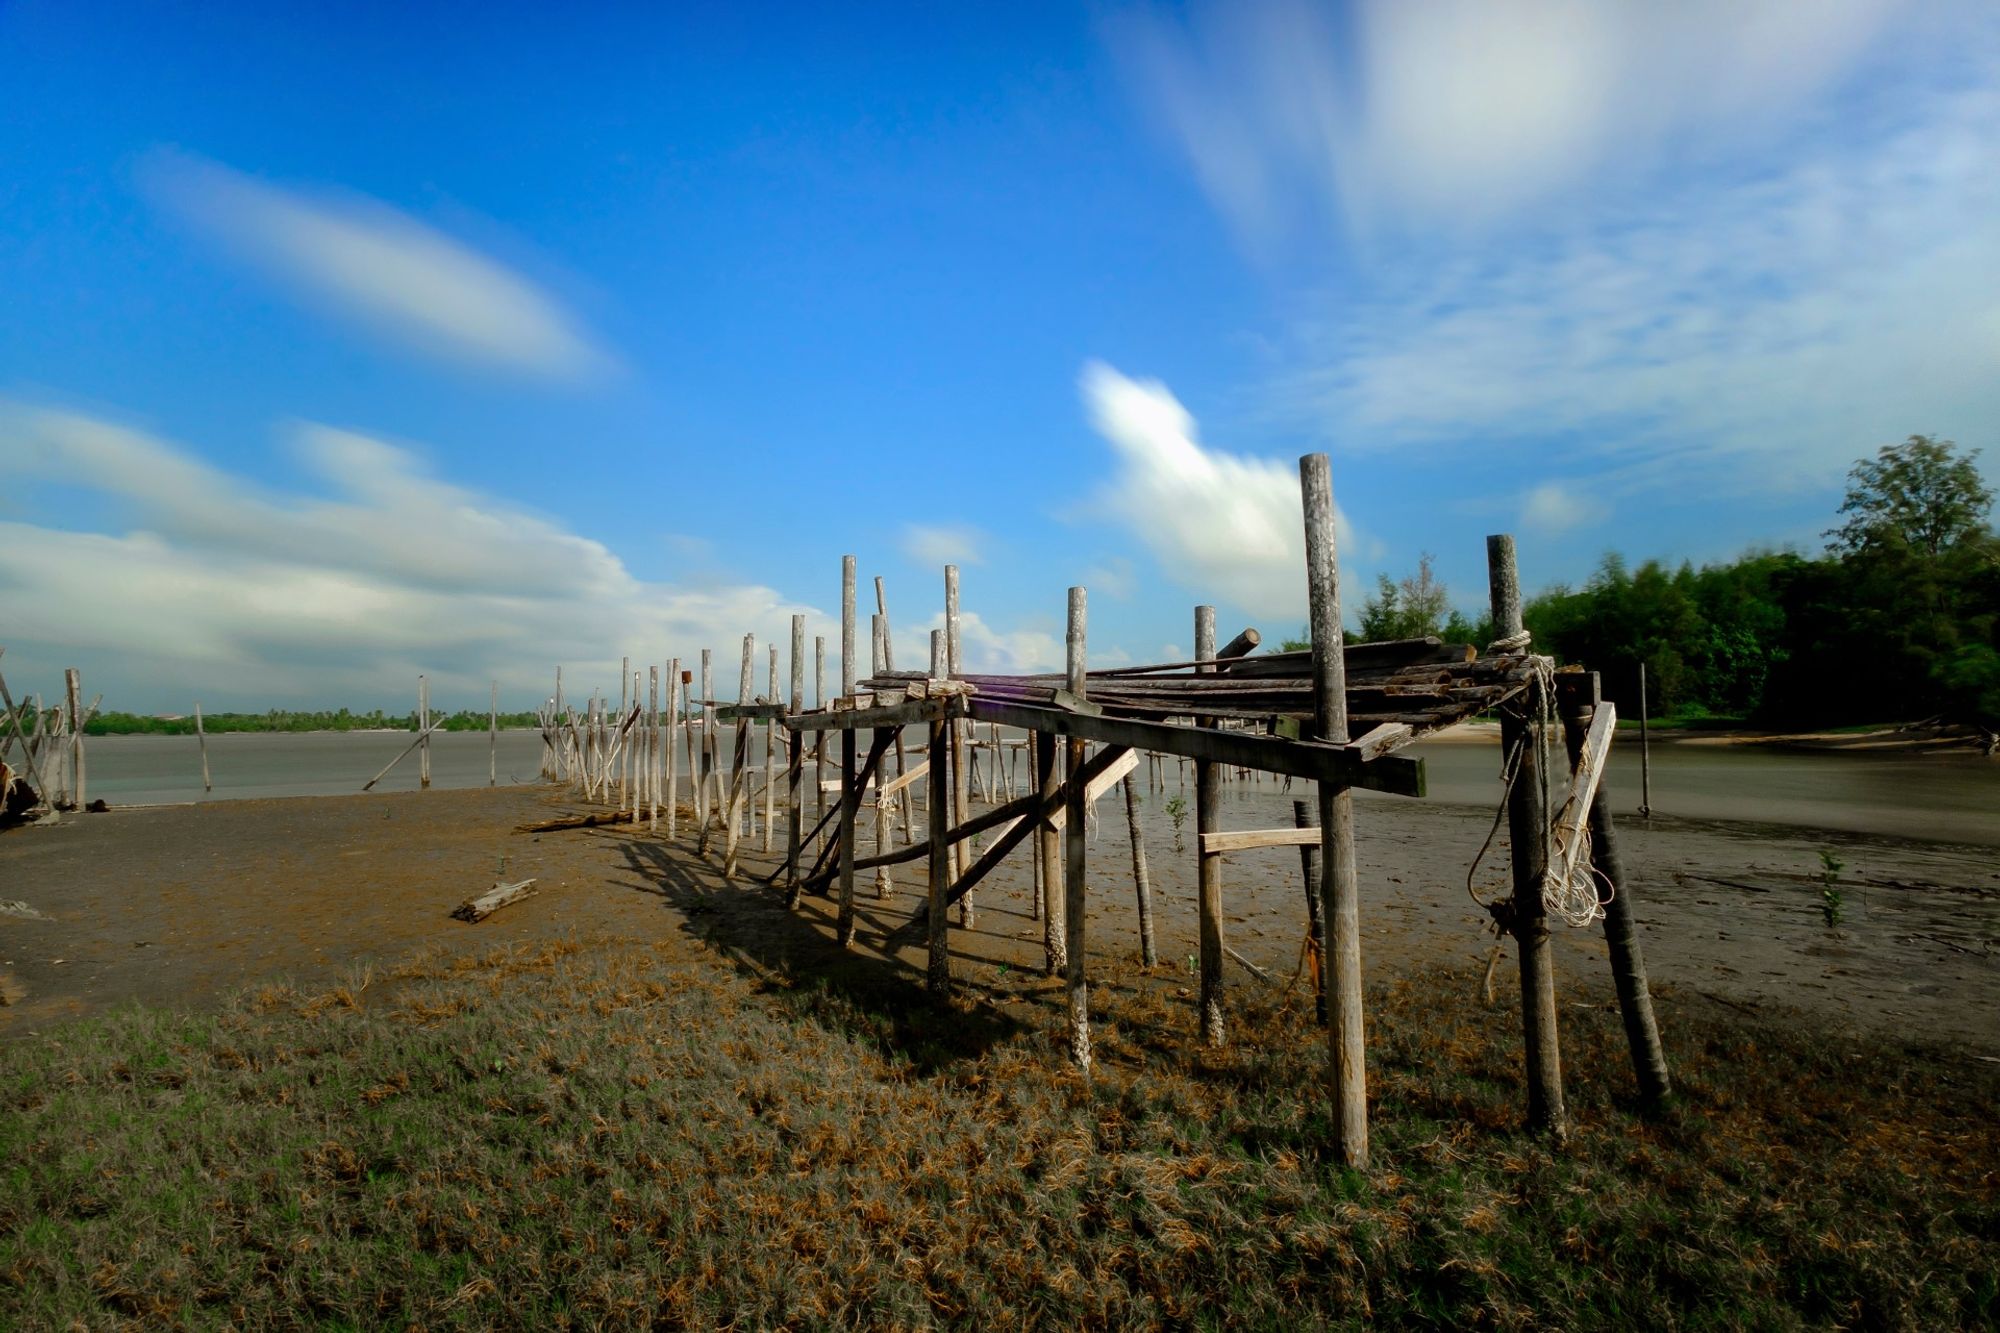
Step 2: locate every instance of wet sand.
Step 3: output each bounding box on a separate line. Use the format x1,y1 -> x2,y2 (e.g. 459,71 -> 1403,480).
4,776 -> 1995,1054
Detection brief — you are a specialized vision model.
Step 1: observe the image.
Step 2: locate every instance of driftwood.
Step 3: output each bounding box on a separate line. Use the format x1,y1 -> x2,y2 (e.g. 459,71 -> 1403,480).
515,809 -> 641,833
452,878 -> 538,922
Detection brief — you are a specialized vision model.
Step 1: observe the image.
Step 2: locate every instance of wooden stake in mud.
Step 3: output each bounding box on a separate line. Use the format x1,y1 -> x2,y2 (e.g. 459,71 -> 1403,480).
813,635 -> 827,824
195,701 -> 212,794
65,668 -> 84,810
786,617 -> 805,894
1036,728 -> 1063,975
1064,586 -> 1092,1072
926,636 -> 951,996
1558,673 -> 1670,1109
418,674 -> 431,790
1195,605 -> 1225,1045
1489,532 -> 1566,1142
646,668 -> 659,828
1303,452 -> 1368,1169
765,645 -> 779,853
667,660 -> 682,840
1293,799 -> 1327,1026
489,680 -> 499,788
877,577 -> 915,846
1637,662 -> 1653,819
723,635 -> 754,879
871,614 -> 892,900
838,555 -> 859,947
1123,774 -> 1157,967
946,565 -> 973,923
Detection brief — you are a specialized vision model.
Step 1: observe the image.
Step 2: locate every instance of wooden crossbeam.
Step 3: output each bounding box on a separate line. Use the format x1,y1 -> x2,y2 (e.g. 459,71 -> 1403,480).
1199,827 -> 1323,855
965,697 -> 1425,798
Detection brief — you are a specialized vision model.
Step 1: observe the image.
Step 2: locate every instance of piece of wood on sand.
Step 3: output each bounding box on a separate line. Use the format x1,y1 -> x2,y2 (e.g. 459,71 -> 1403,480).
452,878 -> 538,923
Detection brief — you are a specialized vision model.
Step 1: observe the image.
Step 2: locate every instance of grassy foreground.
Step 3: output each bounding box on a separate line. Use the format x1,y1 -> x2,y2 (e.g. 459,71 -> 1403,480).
2,936 -> 1995,1329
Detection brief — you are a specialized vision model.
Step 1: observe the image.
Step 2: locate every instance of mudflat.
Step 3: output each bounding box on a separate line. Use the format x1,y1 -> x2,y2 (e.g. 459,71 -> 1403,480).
3,778 -> 1994,1052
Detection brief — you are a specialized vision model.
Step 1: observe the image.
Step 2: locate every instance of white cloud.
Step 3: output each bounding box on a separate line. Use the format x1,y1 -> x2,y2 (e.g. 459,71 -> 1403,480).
0,403 -> 814,709
144,151 -> 610,381
1280,76 -> 2000,493
900,524 -> 985,568
1518,482 -> 1603,536
1117,0 -> 1911,235
1080,361 -> 1360,619
919,610 -> 1062,675
1081,555 -> 1137,600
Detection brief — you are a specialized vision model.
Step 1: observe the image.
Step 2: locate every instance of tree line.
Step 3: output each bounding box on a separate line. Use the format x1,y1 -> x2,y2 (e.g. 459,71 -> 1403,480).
68,708 -> 545,736
1296,436 -> 1998,727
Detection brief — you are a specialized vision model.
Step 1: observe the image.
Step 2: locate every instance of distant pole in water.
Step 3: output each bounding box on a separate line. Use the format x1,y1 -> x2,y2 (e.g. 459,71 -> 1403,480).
194,701 -> 212,794
419,674 -> 431,790
489,680 -> 498,787
1637,662 -> 1652,819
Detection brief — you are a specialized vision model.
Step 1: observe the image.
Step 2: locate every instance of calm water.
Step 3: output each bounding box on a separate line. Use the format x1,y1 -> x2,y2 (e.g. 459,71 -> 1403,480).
64,729 -> 2000,846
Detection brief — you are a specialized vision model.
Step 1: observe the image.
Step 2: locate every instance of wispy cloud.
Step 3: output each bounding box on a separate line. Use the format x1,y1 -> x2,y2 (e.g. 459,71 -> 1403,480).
901,524 -> 985,568
0,403 -> 810,708
1114,2 -> 2000,499
1116,0 -> 1909,237
1518,482 -> 1603,537
1080,361 -> 1360,619
143,151 -> 611,381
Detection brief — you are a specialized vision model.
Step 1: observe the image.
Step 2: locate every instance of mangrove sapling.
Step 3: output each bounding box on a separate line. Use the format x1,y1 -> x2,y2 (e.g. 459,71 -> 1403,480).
1165,794 -> 1188,853
1818,848 -> 1846,930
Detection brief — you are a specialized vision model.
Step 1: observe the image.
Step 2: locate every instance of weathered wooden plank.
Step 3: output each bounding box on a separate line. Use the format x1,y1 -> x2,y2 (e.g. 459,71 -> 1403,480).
452,878 -> 537,923
963,697 -> 1424,797
787,696 -> 962,731
1199,826 -> 1325,854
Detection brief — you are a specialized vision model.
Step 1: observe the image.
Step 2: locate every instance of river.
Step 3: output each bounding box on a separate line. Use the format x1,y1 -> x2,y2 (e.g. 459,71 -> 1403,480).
55,728 -> 2000,846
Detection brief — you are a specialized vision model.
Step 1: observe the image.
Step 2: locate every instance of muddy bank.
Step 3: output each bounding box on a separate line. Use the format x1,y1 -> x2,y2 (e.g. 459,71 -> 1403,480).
1,780 -> 1995,1052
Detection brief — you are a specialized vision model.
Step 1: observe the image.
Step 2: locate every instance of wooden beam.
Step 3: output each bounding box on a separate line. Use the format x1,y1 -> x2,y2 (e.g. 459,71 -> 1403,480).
787,695 -> 961,732
963,697 -> 1424,797
1199,826 -> 1325,854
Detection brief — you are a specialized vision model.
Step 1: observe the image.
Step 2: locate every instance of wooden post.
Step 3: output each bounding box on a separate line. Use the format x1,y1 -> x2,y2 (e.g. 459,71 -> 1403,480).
1122,774 -> 1157,967
764,645 -> 778,852
1036,728 -> 1063,975
1637,662 -> 1652,818
1195,605 -> 1225,1045
926,639 -> 951,995
786,617 -> 805,894
838,555 -> 859,946
723,635 -> 754,879
1292,799 -> 1326,1026
1488,532 -> 1566,1142
696,650 -> 715,848
646,667 -> 659,827
195,701 -> 212,794
871,614 -> 892,899
946,565 -> 973,925
814,635 -> 827,824
1064,587 -> 1092,1071
489,681 -> 499,788
667,661 -> 682,839
877,580 -> 916,847
418,674 -> 431,790
1559,674 -> 1671,1109
619,656 -> 631,811
1303,452 -> 1368,1169
65,668 -> 83,810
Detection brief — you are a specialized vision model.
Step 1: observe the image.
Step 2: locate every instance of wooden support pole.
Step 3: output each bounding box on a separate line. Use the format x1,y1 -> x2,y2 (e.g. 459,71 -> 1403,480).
838,555 -> 859,946
667,660 -> 682,840
1303,452 -> 1369,1169
871,614 -> 892,900
1123,774 -> 1157,967
195,701 -> 212,794
764,645 -> 778,852
489,681 -> 499,788
1036,728 -> 1063,974
814,635 -> 827,824
1293,799 -> 1327,1026
64,668 -> 83,810
926,674 -> 951,996
724,635 -> 754,879
418,674 -> 431,790
1559,674 -> 1671,1110
1195,605 -> 1225,1046
946,564 -> 973,923
1489,531 -> 1567,1142
786,616 -> 805,894
1064,586 -> 1092,1072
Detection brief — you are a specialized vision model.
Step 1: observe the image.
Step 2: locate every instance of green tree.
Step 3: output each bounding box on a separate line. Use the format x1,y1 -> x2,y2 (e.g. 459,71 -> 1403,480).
1358,552 -> 1451,641
1827,435 -> 1992,561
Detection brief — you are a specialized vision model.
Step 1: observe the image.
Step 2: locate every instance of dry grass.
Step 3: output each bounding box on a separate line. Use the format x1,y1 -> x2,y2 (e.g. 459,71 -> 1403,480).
1,930 -> 1995,1329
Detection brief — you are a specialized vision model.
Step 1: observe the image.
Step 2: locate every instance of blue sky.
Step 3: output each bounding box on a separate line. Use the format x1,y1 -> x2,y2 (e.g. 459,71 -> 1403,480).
3,1 -> 1995,712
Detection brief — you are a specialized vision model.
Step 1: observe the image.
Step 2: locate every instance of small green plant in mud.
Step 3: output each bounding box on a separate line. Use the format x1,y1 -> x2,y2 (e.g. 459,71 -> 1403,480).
1818,848 -> 1846,929
1165,794 -> 1188,852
